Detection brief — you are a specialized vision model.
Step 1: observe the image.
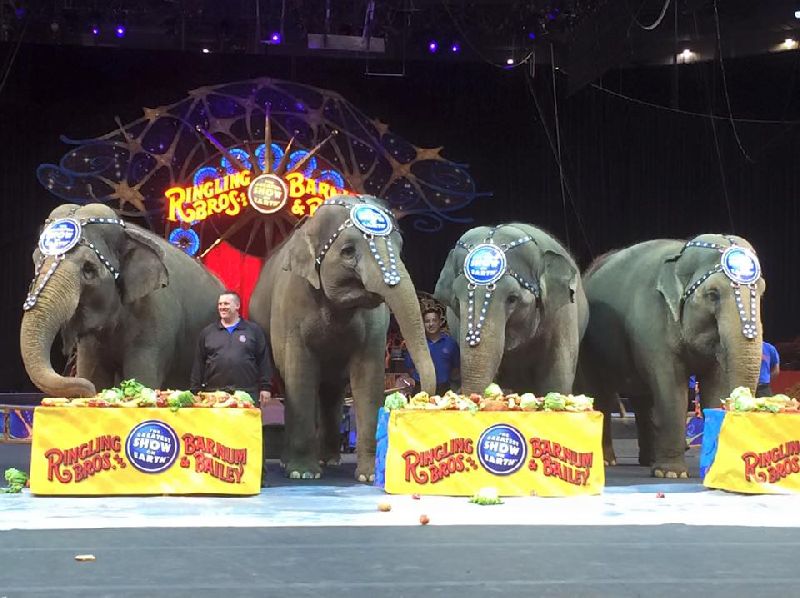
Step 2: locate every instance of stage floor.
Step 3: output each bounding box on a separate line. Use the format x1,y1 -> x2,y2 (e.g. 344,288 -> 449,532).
2,443 -> 800,597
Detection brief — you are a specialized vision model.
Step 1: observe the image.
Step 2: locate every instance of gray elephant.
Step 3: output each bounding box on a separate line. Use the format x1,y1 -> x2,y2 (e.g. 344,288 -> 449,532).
248,194 -> 435,481
21,203 -> 223,397
576,234 -> 764,478
434,224 -> 588,396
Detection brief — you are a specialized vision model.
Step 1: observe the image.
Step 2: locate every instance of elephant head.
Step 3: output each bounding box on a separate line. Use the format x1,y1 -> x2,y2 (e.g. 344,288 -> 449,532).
656,233 -> 765,406
283,194 -> 436,394
20,204 -> 168,397
435,224 -> 580,394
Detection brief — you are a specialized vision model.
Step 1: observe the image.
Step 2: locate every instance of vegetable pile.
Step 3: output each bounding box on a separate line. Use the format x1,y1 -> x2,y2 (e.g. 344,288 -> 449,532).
384,383 -> 594,413
1,468 -> 28,493
722,386 -> 800,413
40,379 -> 258,410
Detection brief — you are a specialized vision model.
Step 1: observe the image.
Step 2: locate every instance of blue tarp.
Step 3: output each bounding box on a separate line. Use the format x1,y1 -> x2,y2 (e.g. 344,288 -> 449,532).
699,409 -> 726,478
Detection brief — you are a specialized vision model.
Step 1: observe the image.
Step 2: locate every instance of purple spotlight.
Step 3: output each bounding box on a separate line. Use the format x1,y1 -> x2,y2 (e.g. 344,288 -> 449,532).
115,24 -> 126,38
269,32 -> 281,44
527,31 -> 536,40
91,25 -> 100,36
450,42 -> 460,53
428,40 -> 438,53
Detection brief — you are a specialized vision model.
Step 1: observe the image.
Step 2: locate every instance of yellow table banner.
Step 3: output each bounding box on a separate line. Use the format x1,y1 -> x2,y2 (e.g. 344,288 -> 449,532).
384,410 -> 604,497
30,408 -> 262,495
704,412 -> 800,494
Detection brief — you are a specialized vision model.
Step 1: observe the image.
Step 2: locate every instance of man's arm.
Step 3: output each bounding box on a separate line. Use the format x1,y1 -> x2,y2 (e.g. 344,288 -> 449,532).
189,329 -> 207,394
771,347 -> 781,377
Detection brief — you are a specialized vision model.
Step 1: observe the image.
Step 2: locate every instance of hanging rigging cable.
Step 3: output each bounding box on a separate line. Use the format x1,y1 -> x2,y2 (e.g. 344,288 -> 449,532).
550,44 -> 570,250
712,0 -> 753,163
632,0 -> 672,31
438,0 -> 535,70
525,61 -> 593,257
693,11 -> 736,233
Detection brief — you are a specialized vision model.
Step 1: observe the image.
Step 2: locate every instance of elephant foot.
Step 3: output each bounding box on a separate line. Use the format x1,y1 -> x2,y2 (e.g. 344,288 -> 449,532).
355,462 -> 375,483
603,447 -> 617,467
285,460 -> 322,480
652,462 -> 689,479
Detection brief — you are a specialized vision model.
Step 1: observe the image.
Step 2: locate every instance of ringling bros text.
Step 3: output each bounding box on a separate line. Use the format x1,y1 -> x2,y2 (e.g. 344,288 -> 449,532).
742,441 -> 800,484
402,436 -> 595,486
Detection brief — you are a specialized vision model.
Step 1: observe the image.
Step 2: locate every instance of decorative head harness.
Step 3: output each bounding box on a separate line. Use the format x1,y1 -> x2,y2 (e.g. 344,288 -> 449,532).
456,226 -> 540,347
23,213 -> 126,311
313,197 -> 401,286
677,237 -> 761,339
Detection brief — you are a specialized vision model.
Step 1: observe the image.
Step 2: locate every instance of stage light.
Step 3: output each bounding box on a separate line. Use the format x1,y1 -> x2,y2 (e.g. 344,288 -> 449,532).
527,32 -> 536,40
795,10 -> 800,19
202,48 -> 210,54
506,58 -> 514,65
428,40 -> 438,53
268,32 -> 281,44
450,42 -> 460,53
115,25 -> 126,38
91,25 -> 100,36
682,48 -> 691,56
783,38 -> 798,49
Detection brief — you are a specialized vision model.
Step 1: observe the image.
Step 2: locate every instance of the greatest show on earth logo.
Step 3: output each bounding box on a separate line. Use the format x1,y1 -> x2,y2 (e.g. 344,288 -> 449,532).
477,424 -> 528,475
125,420 -> 179,474
464,244 -> 507,286
38,218 -> 81,256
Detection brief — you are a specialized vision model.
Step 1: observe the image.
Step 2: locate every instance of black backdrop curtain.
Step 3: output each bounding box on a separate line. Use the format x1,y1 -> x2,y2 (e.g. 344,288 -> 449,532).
2,43 -> 799,391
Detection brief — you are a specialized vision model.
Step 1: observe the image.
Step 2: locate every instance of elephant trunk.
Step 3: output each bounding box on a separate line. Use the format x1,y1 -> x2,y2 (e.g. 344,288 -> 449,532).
19,260 -> 95,398
379,271 -> 436,395
459,301 -> 506,396
701,298 -> 763,409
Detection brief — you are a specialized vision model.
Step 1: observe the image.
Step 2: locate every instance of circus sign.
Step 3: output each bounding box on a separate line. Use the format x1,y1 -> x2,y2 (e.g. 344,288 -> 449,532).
165,169 -> 350,223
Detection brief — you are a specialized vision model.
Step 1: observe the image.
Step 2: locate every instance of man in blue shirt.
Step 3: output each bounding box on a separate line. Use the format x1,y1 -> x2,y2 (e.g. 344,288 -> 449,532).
405,308 -> 460,395
756,341 -> 780,397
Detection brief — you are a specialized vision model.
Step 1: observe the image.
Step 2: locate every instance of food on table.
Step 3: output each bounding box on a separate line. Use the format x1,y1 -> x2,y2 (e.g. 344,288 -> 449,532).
388,384 -> 595,412
722,386 -> 800,413
39,379 -> 259,409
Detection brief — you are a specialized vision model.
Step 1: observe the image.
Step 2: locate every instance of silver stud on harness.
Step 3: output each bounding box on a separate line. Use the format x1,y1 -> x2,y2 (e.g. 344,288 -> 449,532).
23,216 -> 126,311
679,238 -> 761,339
314,197 -> 402,286
459,227 -> 539,347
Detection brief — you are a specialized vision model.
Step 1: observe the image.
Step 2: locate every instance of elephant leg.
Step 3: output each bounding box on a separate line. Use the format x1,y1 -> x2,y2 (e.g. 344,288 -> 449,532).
349,351 -> 385,484
122,348 -> 166,389
633,393 -> 655,466
649,368 -> 690,479
76,339 -> 116,391
318,382 -> 345,466
594,392 -> 618,466
282,346 -> 322,479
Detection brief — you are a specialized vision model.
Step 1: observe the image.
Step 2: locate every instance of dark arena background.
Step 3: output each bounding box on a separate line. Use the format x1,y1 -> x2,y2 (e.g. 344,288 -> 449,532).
2,0 -> 800,389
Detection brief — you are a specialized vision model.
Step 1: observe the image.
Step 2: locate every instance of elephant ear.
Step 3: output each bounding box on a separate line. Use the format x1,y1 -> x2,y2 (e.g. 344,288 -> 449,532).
539,250 -> 578,309
284,227 -> 321,290
655,257 -> 686,322
434,249 -> 459,309
121,227 -> 169,304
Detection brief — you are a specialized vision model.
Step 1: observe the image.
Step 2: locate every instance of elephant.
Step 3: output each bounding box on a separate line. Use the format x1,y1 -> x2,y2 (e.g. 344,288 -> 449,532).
575,234 -> 765,478
20,203 -> 223,397
248,194 -> 435,481
434,223 -> 588,396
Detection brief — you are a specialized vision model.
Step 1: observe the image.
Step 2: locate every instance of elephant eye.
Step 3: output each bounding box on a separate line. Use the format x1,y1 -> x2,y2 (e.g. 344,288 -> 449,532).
704,288 -> 721,302
81,261 -> 99,280
507,294 -> 519,306
340,244 -> 356,259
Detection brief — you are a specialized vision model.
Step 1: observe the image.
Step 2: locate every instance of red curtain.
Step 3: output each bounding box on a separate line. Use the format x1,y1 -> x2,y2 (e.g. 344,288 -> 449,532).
201,241 -> 264,319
